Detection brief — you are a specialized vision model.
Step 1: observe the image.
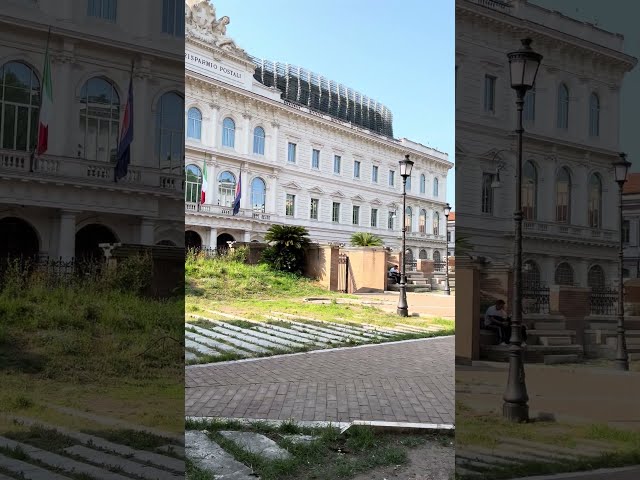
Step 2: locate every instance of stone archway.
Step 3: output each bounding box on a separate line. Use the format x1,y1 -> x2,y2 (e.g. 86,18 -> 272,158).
185,231 -> 202,250
0,217 -> 39,260
217,233 -> 235,251
75,224 -> 118,261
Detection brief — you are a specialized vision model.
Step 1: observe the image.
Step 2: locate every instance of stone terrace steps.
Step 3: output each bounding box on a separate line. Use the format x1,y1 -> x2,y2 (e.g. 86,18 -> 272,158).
480,344 -> 583,364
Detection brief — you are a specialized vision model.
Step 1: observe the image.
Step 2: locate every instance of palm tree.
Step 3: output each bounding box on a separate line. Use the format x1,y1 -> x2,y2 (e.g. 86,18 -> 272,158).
262,225 -> 310,274
350,232 -> 384,247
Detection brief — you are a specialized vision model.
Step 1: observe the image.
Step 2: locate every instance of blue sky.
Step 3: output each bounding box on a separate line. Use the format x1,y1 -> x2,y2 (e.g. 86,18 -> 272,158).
212,0 -> 455,207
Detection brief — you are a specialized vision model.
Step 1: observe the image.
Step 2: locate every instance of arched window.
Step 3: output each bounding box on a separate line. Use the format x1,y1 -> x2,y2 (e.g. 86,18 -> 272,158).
589,93 -> 599,137
80,77 -> 120,162
0,61 -> 40,151
419,249 -> 428,259
557,83 -> 569,129
405,206 -> 413,233
155,91 -> 184,171
523,161 -> 537,220
433,250 -> 441,263
556,167 -> 571,223
523,260 -> 541,287
420,174 -> 426,194
187,107 -> 202,140
222,117 -> 235,147
524,86 -> 535,121
588,265 -> 606,291
185,164 -> 202,203
588,173 -> 602,228
253,126 -> 265,155
419,209 -> 427,233
555,262 -> 574,286
406,175 -> 412,191
433,177 -> 439,197
218,171 -> 236,207
433,211 -> 440,236
251,177 -> 266,212
405,248 -> 414,262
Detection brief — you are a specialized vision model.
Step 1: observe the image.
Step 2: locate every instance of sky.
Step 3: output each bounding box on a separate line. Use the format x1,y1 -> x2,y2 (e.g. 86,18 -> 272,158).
211,0 -> 456,208
531,0 -> 640,171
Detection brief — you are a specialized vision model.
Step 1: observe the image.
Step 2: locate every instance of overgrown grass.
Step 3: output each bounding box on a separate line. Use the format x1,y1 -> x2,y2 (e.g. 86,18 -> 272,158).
186,418 -> 453,480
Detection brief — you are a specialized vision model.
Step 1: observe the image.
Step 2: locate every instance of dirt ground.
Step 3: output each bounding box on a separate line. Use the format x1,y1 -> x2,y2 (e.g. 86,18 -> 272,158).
350,440 -> 455,480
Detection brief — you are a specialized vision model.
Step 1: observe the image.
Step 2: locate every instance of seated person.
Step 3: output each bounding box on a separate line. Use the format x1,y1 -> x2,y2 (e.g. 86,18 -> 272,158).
388,265 -> 400,284
484,299 -> 527,347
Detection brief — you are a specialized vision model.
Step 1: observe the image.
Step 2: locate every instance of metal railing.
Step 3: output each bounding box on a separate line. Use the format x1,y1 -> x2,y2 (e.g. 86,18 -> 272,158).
590,287 -> 618,315
522,282 -> 550,314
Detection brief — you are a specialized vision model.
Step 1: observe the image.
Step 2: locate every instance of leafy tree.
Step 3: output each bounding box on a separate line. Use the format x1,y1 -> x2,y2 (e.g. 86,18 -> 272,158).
350,232 -> 384,247
261,225 -> 310,274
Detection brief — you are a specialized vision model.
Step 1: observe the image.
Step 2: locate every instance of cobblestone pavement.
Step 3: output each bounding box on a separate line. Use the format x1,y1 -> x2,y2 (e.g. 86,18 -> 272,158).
186,336 -> 454,424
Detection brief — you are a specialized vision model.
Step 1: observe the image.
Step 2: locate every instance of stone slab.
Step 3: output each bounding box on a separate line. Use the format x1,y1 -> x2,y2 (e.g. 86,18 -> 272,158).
208,325 -> 287,350
185,330 -> 245,354
0,453 -> 72,480
259,321 -> 332,343
501,438 -> 591,459
457,449 -> 520,466
64,445 -> 180,479
157,444 -> 185,457
186,321 -> 268,353
0,436 -> 130,480
252,324 -> 322,345
281,434 -> 318,445
185,339 -> 218,356
544,354 -> 581,365
206,320 -> 308,349
219,431 -> 291,460
186,351 -> 198,361
540,337 -> 572,346
185,430 -> 256,480
265,316 -> 354,342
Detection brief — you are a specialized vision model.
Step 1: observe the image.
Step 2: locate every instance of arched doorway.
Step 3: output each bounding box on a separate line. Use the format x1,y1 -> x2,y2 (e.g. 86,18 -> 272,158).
0,217 -> 39,260
75,224 -> 118,261
185,231 -> 202,251
217,233 -> 235,252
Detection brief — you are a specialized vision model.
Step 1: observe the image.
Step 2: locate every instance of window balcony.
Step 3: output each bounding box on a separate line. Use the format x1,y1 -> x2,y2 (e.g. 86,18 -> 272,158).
185,202 -> 275,222
521,219 -> 616,242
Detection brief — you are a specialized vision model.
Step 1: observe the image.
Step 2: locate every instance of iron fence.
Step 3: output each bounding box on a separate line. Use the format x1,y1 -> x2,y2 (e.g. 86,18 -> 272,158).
0,255 -> 105,286
522,282 -> 550,314
433,261 -> 446,273
407,260 -> 418,272
590,288 -> 618,315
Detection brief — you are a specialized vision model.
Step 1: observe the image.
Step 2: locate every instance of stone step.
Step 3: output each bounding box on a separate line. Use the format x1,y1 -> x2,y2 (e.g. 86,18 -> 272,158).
185,351 -> 198,361
204,319 -> 309,349
539,336 -> 572,346
219,431 -> 291,460
544,354 -> 582,365
188,318 -> 269,353
158,445 -> 185,457
185,330 -> 246,354
205,321 -> 301,350
527,329 -> 576,337
64,445 -> 180,479
251,324 -> 323,345
0,453 -> 73,480
264,315 -> 368,342
480,344 -> 583,364
533,321 -> 567,330
410,280 -> 429,285
185,431 -> 256,480
185,339 -> 219,356
272,312 -> 385,339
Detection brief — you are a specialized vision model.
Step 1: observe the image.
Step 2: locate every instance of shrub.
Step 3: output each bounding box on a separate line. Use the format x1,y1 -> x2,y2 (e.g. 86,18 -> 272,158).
350,232 -> 384,247
261,225 -> 310,274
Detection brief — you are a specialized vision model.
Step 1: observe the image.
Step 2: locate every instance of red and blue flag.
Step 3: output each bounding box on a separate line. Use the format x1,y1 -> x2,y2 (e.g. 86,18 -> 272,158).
114,73 -> 133,182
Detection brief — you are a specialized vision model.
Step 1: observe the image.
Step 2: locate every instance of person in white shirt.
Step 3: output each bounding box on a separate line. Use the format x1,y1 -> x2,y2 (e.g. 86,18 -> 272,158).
388,265 -> 400,284
484,299 -> 527,347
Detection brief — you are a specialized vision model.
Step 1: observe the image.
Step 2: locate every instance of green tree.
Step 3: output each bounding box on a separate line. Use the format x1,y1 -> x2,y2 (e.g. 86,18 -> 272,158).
261,225 -> 310,274
455,234 -> 474,258
350,232 -> 384,247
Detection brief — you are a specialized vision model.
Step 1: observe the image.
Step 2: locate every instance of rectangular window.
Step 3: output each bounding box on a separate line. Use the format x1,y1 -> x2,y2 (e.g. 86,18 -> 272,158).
354,160 -> 361,178
87,0 -> 117,21
310,198 -> 319,220
286,194 -> 295,217
161,0 -> 184,36
524,88 -> 535,121
389,170 -> 395,186
332,202 -> 341,223
372,165 -> 379,183
352,205 -> 360,225
288,142 -> 297,163
312,149 -> 320,169
623,220 -> 630,244
484,75 -> 496,113
388,210 -> 395,230
447,231 -> 452,242
334,155 -> 341,174
371,208 -> 378,228
481,173 -> 494,214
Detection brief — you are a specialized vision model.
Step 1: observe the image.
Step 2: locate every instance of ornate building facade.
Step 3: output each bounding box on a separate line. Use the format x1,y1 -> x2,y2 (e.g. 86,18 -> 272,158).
456,0 -> 636,291
0,0 -> 184,261
184,1 -> 452,261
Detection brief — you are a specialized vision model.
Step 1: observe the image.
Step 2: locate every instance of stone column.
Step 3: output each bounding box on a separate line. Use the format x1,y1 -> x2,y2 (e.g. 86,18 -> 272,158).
208,160 -> 217,205
134,57 -> 153,168
240,164 -> 250,210
209,103 -> 220,150
139,217 -> 155,245
209,227 -> 218,249
268,172 -> 278,213
271,121 -> 280,162
58,210 -> 78,261
51,45 -> 76,156
244,231 -> 251,242
243,113 -> 252,155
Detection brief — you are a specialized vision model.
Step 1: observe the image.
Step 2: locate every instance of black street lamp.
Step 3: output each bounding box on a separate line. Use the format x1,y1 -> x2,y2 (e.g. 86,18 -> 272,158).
444,203 -> 451,295
397,154 -> 414,317
614,152 -> 631,371
504,38 -> 542,423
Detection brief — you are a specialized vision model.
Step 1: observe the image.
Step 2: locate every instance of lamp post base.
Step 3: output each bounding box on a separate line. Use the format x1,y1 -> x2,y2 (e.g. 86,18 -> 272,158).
397,282 -> 409,317
397,306 -> 408,317
445,288 -> 451,296
502,402 -> 529,423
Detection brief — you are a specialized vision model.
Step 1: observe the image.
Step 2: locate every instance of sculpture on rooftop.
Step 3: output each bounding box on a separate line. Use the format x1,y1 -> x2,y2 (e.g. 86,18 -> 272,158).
185,1 -> 249,59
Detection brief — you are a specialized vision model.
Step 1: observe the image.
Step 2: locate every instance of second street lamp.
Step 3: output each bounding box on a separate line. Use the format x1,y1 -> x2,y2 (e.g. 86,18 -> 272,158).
397,154 -> 414,317
444,203 -> 451,296
504,38 -> 542,423
614,152 -> 631,371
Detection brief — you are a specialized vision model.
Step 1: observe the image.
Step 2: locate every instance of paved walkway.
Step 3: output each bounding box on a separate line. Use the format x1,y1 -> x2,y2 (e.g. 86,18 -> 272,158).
357,292 -> 455,320
510,466 -> 640,480
186,336 -> 454,424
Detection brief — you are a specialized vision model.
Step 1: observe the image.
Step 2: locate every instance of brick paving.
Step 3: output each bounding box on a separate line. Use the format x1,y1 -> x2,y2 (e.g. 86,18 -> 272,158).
185,336 -> 454,424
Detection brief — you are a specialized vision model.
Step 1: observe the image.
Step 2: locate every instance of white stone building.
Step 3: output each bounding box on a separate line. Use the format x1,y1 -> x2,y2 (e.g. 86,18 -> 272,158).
184,1 -> 452,263
622,174 -> 640,279
0,0 -> 184,262
456,0 -> 636,291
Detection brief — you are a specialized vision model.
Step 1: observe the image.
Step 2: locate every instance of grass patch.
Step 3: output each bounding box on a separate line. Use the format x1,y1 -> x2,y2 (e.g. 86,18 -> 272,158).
80,428 -> 180,451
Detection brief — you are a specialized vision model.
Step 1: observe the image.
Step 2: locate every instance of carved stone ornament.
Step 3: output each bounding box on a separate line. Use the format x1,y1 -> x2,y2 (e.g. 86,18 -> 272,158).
185,1 -> 250,60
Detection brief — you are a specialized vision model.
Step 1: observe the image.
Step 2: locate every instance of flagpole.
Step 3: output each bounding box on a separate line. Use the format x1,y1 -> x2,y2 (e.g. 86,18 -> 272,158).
32,26 -> 52,173
114,60 -> 135,182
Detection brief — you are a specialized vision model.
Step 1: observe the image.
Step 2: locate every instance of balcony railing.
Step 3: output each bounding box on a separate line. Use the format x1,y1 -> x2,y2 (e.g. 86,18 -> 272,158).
185,202 -> 272,221
522,220 -> 616,242
0,148 -> 183,193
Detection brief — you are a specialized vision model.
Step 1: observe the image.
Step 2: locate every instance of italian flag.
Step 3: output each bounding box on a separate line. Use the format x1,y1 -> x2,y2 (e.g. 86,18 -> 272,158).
36,35 -> 52,155
201,161 -> 208,204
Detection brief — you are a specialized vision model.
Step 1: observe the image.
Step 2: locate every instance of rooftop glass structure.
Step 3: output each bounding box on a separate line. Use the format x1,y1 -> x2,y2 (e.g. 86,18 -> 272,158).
251,57 -> 394,137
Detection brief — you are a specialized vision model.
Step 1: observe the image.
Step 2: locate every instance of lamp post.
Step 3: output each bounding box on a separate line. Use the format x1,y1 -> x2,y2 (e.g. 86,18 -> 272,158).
504,38 -> 542,423
614,153 -> 631,371
397,154 -> 414,317
444,203 -> 451,295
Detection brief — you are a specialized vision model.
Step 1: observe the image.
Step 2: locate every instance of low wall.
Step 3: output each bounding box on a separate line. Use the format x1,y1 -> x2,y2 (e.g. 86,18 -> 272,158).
342,247 -> 388,293
303,244 -> 338,290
